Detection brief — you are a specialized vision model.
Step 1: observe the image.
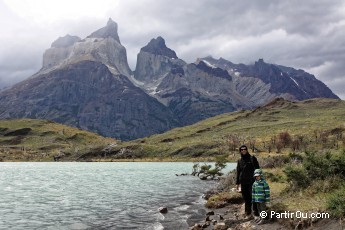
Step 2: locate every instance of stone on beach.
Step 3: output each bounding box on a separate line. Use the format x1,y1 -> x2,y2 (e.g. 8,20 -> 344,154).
206,211 -> 215,216
158,207 -> 168,214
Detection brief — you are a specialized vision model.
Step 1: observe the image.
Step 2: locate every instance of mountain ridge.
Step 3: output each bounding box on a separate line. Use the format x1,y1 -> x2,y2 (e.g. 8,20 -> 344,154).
0,19 -> 340,140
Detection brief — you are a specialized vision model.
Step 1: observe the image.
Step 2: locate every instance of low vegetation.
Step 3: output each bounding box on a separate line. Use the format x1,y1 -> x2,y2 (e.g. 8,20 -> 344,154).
0,119 -> 116,161
281,151 -> 345,217
191,155 -> 227,179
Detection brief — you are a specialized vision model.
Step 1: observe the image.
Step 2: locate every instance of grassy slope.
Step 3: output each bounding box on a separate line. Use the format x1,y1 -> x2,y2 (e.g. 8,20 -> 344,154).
0,119 -> 116,161
1,98 -> 345,162
95,98 -> 345,161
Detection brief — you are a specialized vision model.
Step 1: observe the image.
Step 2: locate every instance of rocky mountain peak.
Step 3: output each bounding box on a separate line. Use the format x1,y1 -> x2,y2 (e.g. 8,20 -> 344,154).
254,58 -> 269,70
87,18 -> 120,43
51,34 -> 81,48
256,58 -> 265,64
41,18 -> 131,76
141,36 -> 178,59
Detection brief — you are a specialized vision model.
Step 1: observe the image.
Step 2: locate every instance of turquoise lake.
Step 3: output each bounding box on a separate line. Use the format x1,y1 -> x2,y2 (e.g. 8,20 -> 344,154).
0,162 -> 236,229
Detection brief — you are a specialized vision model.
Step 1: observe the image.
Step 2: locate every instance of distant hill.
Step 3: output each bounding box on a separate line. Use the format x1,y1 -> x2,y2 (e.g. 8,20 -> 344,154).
79,98 -> 345,161
0,119 -> 116,161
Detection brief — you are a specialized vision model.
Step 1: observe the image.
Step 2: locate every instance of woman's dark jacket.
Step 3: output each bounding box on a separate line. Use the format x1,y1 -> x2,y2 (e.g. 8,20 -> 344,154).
236,153 -> 260,185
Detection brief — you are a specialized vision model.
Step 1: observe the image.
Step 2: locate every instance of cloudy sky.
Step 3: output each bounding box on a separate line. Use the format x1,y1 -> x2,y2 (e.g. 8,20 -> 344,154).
0,0 -> 344,99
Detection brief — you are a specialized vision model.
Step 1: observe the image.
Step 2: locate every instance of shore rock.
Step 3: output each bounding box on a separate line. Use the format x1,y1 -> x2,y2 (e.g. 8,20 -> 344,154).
158,207 -> 168,214
206,211 -> 214,216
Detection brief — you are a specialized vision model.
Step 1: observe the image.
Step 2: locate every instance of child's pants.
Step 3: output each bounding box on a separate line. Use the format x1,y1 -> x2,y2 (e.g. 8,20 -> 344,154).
254,202 -> 267,219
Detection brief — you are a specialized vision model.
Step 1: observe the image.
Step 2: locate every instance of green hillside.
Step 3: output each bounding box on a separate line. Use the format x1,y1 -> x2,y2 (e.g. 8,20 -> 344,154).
81,98 -> 345,161
1,98 -> 344,162
0,119 -> 116,161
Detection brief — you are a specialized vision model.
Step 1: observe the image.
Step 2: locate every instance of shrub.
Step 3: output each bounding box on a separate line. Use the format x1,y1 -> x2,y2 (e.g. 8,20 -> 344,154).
283,165 -> 310,190
200,164 -> 212,174
306,175 -> 344,195
284,151 -> 345,193
326,185 -> 345,217
192,155 -> 228,179
330,152 -> 345,178
288,152 -> 303,162
303,151 -> 345,180
265,171 -> 285,183
278,131 -> 292,148
215,154 -> 227,170
303,152 -> 333,180
192,163 -> 200,176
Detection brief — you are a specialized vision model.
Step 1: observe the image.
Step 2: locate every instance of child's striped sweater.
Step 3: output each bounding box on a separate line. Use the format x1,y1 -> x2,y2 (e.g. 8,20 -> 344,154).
252,178 -> 270,203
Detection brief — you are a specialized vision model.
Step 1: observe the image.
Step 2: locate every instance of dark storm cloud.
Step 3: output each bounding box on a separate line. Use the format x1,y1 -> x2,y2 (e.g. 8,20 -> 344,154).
0,0 -> 344,98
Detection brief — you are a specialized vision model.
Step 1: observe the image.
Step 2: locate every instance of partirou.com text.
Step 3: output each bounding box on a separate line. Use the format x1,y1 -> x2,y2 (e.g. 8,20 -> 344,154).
260,211 -> 330,219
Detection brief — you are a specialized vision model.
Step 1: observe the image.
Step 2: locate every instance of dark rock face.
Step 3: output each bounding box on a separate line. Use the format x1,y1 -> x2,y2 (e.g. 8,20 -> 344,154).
141,36 -> 177,59
155,62 -> 252,125
0,61 -> 178,140
276,65 -> 339,99
195,61 -> 232,81
134,38 -> 252,126
134,37 -> 185,83
200,57 -> 339,106
249,59 -> 303,97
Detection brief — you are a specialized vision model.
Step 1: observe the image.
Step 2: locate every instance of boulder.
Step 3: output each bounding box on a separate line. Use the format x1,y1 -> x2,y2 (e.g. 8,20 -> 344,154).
206,211 -> 214,216
158,207 -> 168,214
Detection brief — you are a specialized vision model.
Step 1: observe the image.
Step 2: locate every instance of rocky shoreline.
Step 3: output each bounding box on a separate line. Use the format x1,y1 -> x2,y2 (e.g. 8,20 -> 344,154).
167,169 -> 344,230
187,201 -> 284,230
187,193 -> 344,230
184,176 -> 344,230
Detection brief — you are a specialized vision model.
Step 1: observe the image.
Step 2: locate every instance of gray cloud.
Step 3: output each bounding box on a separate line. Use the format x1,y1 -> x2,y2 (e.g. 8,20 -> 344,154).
1,0 -> 344,98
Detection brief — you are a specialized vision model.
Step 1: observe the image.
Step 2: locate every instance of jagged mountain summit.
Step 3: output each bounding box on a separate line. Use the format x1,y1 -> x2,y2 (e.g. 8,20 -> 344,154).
134,36 -> 186,90
0,19 -> 178,140
41,18 -> 131,77
133,37 -> 338,125
200,56 -> 339,106
133,37 -> 253,125
0,19 -> 340,140
87,18 -> 121,42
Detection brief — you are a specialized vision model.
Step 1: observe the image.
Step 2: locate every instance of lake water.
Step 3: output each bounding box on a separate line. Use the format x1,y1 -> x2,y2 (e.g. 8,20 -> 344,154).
0,162 -> 236,230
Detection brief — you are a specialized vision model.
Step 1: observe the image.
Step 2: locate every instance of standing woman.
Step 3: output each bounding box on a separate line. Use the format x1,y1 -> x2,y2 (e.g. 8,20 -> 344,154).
236,144 -> 260,219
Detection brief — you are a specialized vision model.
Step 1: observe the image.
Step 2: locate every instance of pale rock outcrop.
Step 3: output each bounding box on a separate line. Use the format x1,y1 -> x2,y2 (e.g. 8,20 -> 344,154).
41,18 -> 131,77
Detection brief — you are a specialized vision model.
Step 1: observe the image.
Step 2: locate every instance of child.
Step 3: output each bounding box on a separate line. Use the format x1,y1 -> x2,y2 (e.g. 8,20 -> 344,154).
252,168 -> 270,225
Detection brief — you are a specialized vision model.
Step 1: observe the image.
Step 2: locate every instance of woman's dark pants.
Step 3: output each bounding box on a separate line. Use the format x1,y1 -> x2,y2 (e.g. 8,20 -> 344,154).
241,183 -> 258,216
